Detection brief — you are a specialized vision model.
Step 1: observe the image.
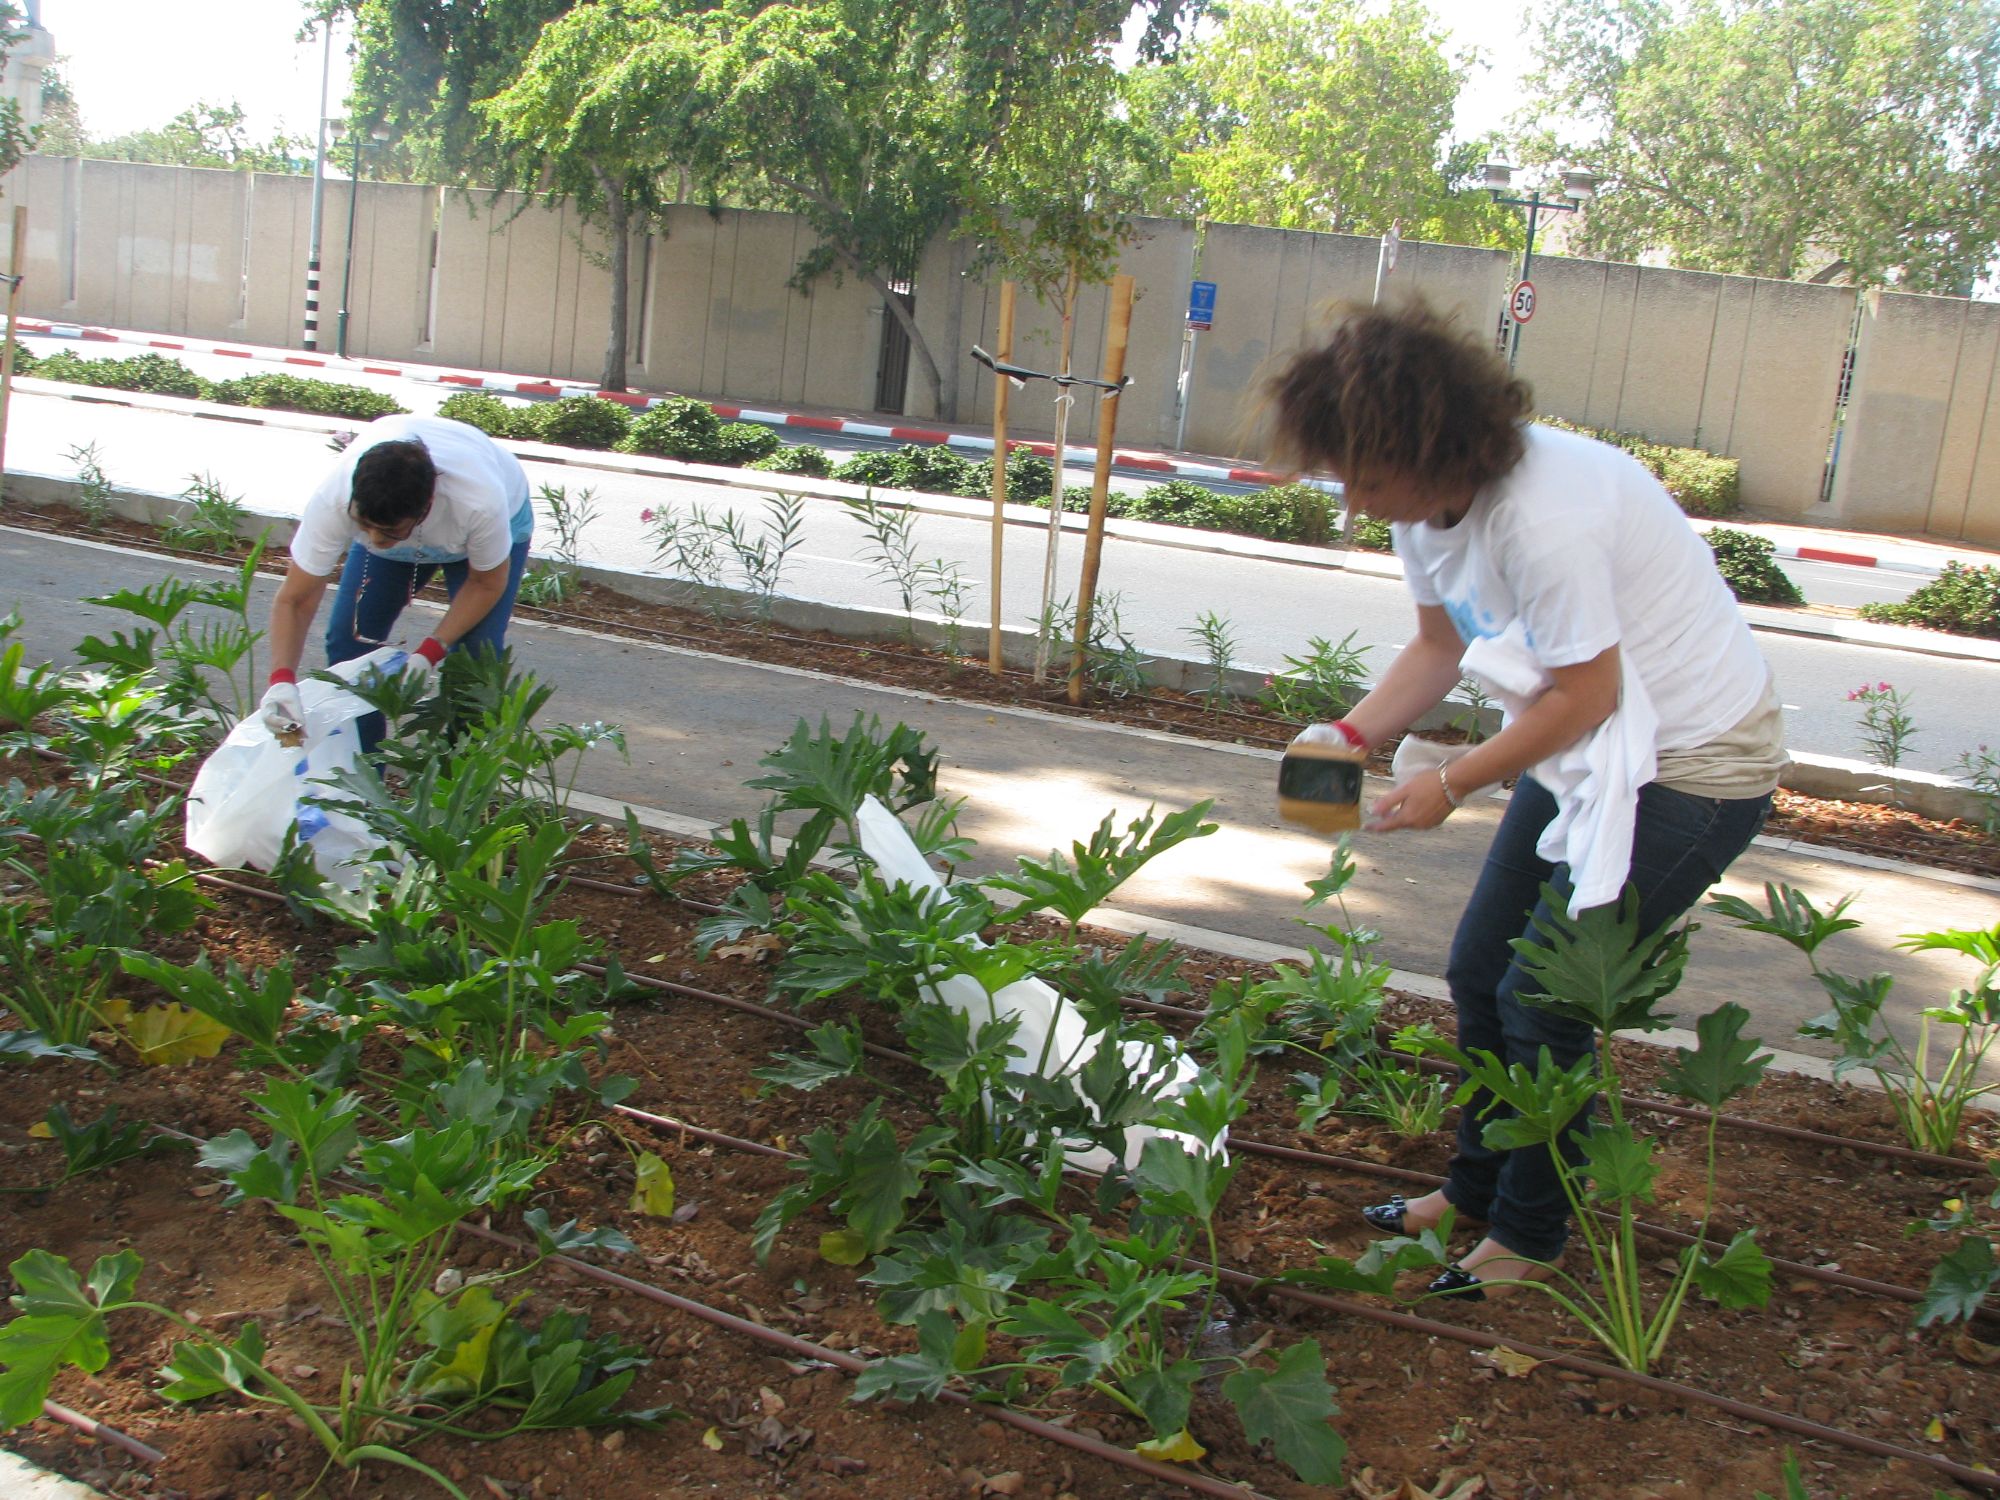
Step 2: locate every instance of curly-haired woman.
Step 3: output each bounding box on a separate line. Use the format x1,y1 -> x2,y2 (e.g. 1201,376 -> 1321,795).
1267,301 -> 1786,1297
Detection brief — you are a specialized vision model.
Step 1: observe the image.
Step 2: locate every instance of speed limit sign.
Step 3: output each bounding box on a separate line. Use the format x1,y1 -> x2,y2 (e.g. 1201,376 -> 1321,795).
1509,279 -> 1537,323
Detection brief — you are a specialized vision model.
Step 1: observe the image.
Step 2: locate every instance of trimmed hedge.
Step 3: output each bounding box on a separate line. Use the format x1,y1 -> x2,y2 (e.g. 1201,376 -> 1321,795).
749,444 -> 835,477
521,395 -> 631,450
1704,527 -> 1803,605
208,373 -> 406,421
435,391 -> 523,438
617,397 -> 724,462
1859,561 -> 2000,638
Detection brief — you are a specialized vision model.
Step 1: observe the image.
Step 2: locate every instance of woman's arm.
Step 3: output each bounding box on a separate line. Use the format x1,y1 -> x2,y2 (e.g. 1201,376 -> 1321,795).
1368,643 -> 1622,831
1340,604 -> 1466,750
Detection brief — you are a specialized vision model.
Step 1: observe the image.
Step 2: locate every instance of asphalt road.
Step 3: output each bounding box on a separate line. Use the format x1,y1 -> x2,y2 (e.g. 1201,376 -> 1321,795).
7,381 -> 1990,776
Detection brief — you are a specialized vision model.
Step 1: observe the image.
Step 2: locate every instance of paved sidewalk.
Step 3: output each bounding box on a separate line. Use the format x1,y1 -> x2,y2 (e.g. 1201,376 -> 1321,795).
22,316 -> 2000,578
3,525 -> 1995,1077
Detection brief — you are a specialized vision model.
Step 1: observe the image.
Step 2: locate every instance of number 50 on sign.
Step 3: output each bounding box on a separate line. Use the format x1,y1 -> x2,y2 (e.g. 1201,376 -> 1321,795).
1508,279 -> 1537,323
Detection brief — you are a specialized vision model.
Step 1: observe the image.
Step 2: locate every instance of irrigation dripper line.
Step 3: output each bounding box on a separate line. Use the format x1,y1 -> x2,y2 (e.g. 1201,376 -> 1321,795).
36,1399 -> 165,1467
607,1098 -> 2000,1495
1222,1266 -> 2000,1495
447,1219 -> 1286,1500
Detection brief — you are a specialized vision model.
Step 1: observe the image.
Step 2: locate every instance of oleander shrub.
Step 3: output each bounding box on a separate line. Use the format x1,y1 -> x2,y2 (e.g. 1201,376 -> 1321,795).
523,395 -> 632,450
998,450 -> 1055,504
435,391 -> 526,439
207,372 -> 406,420
1859,561 -> 2000,639
1705,527 -> 1804,605
749,444 -> 834,477
1349,512 -> 1393,551
710,421 -> 783,464
4,340 -> 35,374
617,397 -> 724,462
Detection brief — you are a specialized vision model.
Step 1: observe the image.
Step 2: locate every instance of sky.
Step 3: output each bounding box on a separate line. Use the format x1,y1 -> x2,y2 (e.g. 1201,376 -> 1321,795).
46,0 -> 1545,148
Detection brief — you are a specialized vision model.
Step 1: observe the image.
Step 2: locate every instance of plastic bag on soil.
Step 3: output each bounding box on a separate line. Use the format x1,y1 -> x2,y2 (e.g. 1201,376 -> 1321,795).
185,646 -> 409,889
855,795 -> 1218,1173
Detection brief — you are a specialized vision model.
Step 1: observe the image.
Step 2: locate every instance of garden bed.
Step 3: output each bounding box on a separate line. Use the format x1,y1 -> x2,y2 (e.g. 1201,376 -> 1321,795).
2,677 -> 1998,1500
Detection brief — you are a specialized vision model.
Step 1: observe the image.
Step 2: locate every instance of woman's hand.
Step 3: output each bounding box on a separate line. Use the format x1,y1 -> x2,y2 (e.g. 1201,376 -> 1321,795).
1367,770 -> 1456,831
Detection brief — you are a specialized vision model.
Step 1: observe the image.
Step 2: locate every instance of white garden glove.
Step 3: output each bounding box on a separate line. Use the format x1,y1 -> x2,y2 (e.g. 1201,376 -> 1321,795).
1289,720 -> 1367,752
258,681 -> 305,737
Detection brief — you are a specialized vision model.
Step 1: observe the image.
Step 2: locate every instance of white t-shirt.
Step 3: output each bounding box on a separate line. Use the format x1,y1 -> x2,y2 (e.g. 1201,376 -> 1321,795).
290,415 -> 531,576
1392,423 -> 1771,754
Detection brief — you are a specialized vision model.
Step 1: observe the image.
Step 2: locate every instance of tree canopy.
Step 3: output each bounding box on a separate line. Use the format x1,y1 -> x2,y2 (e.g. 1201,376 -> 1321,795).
86,101 -> 309,173
1129,0 -> 1515,244
1523,0 -> 2000,292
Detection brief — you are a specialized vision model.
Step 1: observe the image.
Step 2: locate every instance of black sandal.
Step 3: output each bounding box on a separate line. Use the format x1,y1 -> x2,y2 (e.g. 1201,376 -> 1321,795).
1359,1195 -> 1483,1235
1425,1265 -> 1486,1301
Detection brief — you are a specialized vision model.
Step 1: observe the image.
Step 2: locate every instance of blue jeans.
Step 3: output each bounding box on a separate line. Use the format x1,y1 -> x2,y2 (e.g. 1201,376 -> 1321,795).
1441,777 -> 1771,1261
323,538 -> 531,750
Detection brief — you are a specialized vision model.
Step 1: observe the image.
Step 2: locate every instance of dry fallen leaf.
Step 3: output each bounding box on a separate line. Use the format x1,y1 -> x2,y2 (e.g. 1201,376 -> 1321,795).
701,1426 -> 724,1451
714,933 -> 783,963
26,1121 -> 52,1139
1952,1331 -> 2000,1366
1476,1346 -> 1544,1379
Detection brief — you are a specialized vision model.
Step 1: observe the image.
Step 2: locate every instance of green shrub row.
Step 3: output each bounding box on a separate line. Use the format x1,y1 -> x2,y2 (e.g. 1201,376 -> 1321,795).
1859,561 -> 2000,639
1704,527 -> 1804,605
435,390 -> 824,472
1542,417 -> 1741,517
18,345 -> 407,421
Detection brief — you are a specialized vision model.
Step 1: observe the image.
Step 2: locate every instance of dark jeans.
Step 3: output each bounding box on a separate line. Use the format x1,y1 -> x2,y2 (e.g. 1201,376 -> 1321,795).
323,539 -> 530,750
1441,776 -> 1771,1261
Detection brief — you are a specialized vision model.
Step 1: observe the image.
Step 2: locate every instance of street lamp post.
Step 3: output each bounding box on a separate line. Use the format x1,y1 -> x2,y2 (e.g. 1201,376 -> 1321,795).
1478,159 -> 1597,367
335,123 -> 392,359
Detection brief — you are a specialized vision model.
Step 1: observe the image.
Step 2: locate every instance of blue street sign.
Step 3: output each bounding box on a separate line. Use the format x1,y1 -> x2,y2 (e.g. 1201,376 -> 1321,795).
1187,280 -> 1218,330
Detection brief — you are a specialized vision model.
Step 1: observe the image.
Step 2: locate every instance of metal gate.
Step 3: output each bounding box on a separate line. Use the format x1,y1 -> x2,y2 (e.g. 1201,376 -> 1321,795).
873,286 -> 915,413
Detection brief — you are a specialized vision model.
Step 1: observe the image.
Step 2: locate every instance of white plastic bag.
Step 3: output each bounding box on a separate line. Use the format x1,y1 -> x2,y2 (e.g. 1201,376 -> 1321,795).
855,796 -> 1218,1172
185,647 -> 409,889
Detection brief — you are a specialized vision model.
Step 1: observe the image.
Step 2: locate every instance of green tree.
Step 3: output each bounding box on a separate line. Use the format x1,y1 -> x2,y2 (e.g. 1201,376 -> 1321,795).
0,2 -> 40,179
475,2 -> 692,391
1146,0 -> 1513,243
90,102 -> 308,173
31,56 -> 86,158
1522,0 -> 2000,291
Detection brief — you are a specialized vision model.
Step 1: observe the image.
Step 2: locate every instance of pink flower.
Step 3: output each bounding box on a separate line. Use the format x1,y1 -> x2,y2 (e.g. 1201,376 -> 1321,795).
1878,681 -> 1892,691
640,508 -> 655,522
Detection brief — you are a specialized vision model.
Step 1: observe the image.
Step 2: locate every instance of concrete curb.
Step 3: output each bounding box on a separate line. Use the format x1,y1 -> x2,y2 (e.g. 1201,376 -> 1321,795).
0,1450 -> 104,1498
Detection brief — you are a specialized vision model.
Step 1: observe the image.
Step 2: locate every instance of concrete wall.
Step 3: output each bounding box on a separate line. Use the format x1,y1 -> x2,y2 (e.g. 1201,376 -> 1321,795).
6,156 -> 2000,538
1827,291 -> 2000,544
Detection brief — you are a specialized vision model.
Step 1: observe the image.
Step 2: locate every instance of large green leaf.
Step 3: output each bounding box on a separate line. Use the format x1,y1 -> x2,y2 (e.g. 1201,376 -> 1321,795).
1660,1002 -> 1771,1108
1220,1337 -> 1345,1486
1915,1236 -> 1999,1327
1705,882 -> 1858,957
852,1309 -> 963,1402
1688,1229 -> 1773,1310
157,1322 -> 269,1402
0,1250 -> 143,1429
984,800 -> 1216,928
1509,885 -> 1688,1036
1579,1122 -> 1658,1206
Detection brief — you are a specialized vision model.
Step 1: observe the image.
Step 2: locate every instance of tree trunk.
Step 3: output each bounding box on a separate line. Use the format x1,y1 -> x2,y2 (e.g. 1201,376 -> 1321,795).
857,261 -> 943,416
597,169 -> 631,392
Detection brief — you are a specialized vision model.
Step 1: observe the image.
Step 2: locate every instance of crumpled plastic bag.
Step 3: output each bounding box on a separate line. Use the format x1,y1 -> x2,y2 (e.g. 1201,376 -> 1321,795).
184,646 -> 410,889
854,795 -> 1220,1173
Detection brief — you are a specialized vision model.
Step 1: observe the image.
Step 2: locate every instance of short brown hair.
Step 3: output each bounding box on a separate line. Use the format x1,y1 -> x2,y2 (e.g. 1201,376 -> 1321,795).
1265,301 -> 1532,494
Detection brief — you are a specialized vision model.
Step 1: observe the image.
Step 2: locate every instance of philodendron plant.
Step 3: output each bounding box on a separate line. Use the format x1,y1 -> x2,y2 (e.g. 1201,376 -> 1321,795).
1287,886 -> 1775,1375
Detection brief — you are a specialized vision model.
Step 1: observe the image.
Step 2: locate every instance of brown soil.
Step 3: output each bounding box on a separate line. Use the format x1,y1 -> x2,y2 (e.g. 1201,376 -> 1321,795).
6,500 -> 1997,881
3,796 -> 1998,1500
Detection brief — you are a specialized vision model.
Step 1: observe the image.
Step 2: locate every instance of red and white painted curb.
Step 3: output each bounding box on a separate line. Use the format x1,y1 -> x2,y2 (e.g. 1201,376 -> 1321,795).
19,318 -> 1293,487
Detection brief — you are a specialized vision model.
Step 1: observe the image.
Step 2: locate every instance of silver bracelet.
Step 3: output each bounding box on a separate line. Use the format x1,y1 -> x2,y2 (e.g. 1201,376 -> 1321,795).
1438,762 -> 1464,810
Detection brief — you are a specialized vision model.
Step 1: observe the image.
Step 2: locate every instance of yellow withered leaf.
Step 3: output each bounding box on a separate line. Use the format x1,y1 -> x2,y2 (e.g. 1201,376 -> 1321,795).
26,1122 -> 52,1139
119,1003 -> 230,1066
630,1152 -> 675,1218
818,1229 -> 870,1266
1135,1430 -> 1208,1464
701,1426 -> 724,1451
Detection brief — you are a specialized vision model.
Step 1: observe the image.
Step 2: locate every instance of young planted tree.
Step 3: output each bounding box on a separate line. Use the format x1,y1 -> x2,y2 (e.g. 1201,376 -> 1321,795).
1521,0 -> 2000,291
474,3 -> 692,390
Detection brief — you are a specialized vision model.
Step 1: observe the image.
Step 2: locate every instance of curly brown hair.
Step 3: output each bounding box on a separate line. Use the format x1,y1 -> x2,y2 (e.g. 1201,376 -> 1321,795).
1264,301 -> 1532,494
